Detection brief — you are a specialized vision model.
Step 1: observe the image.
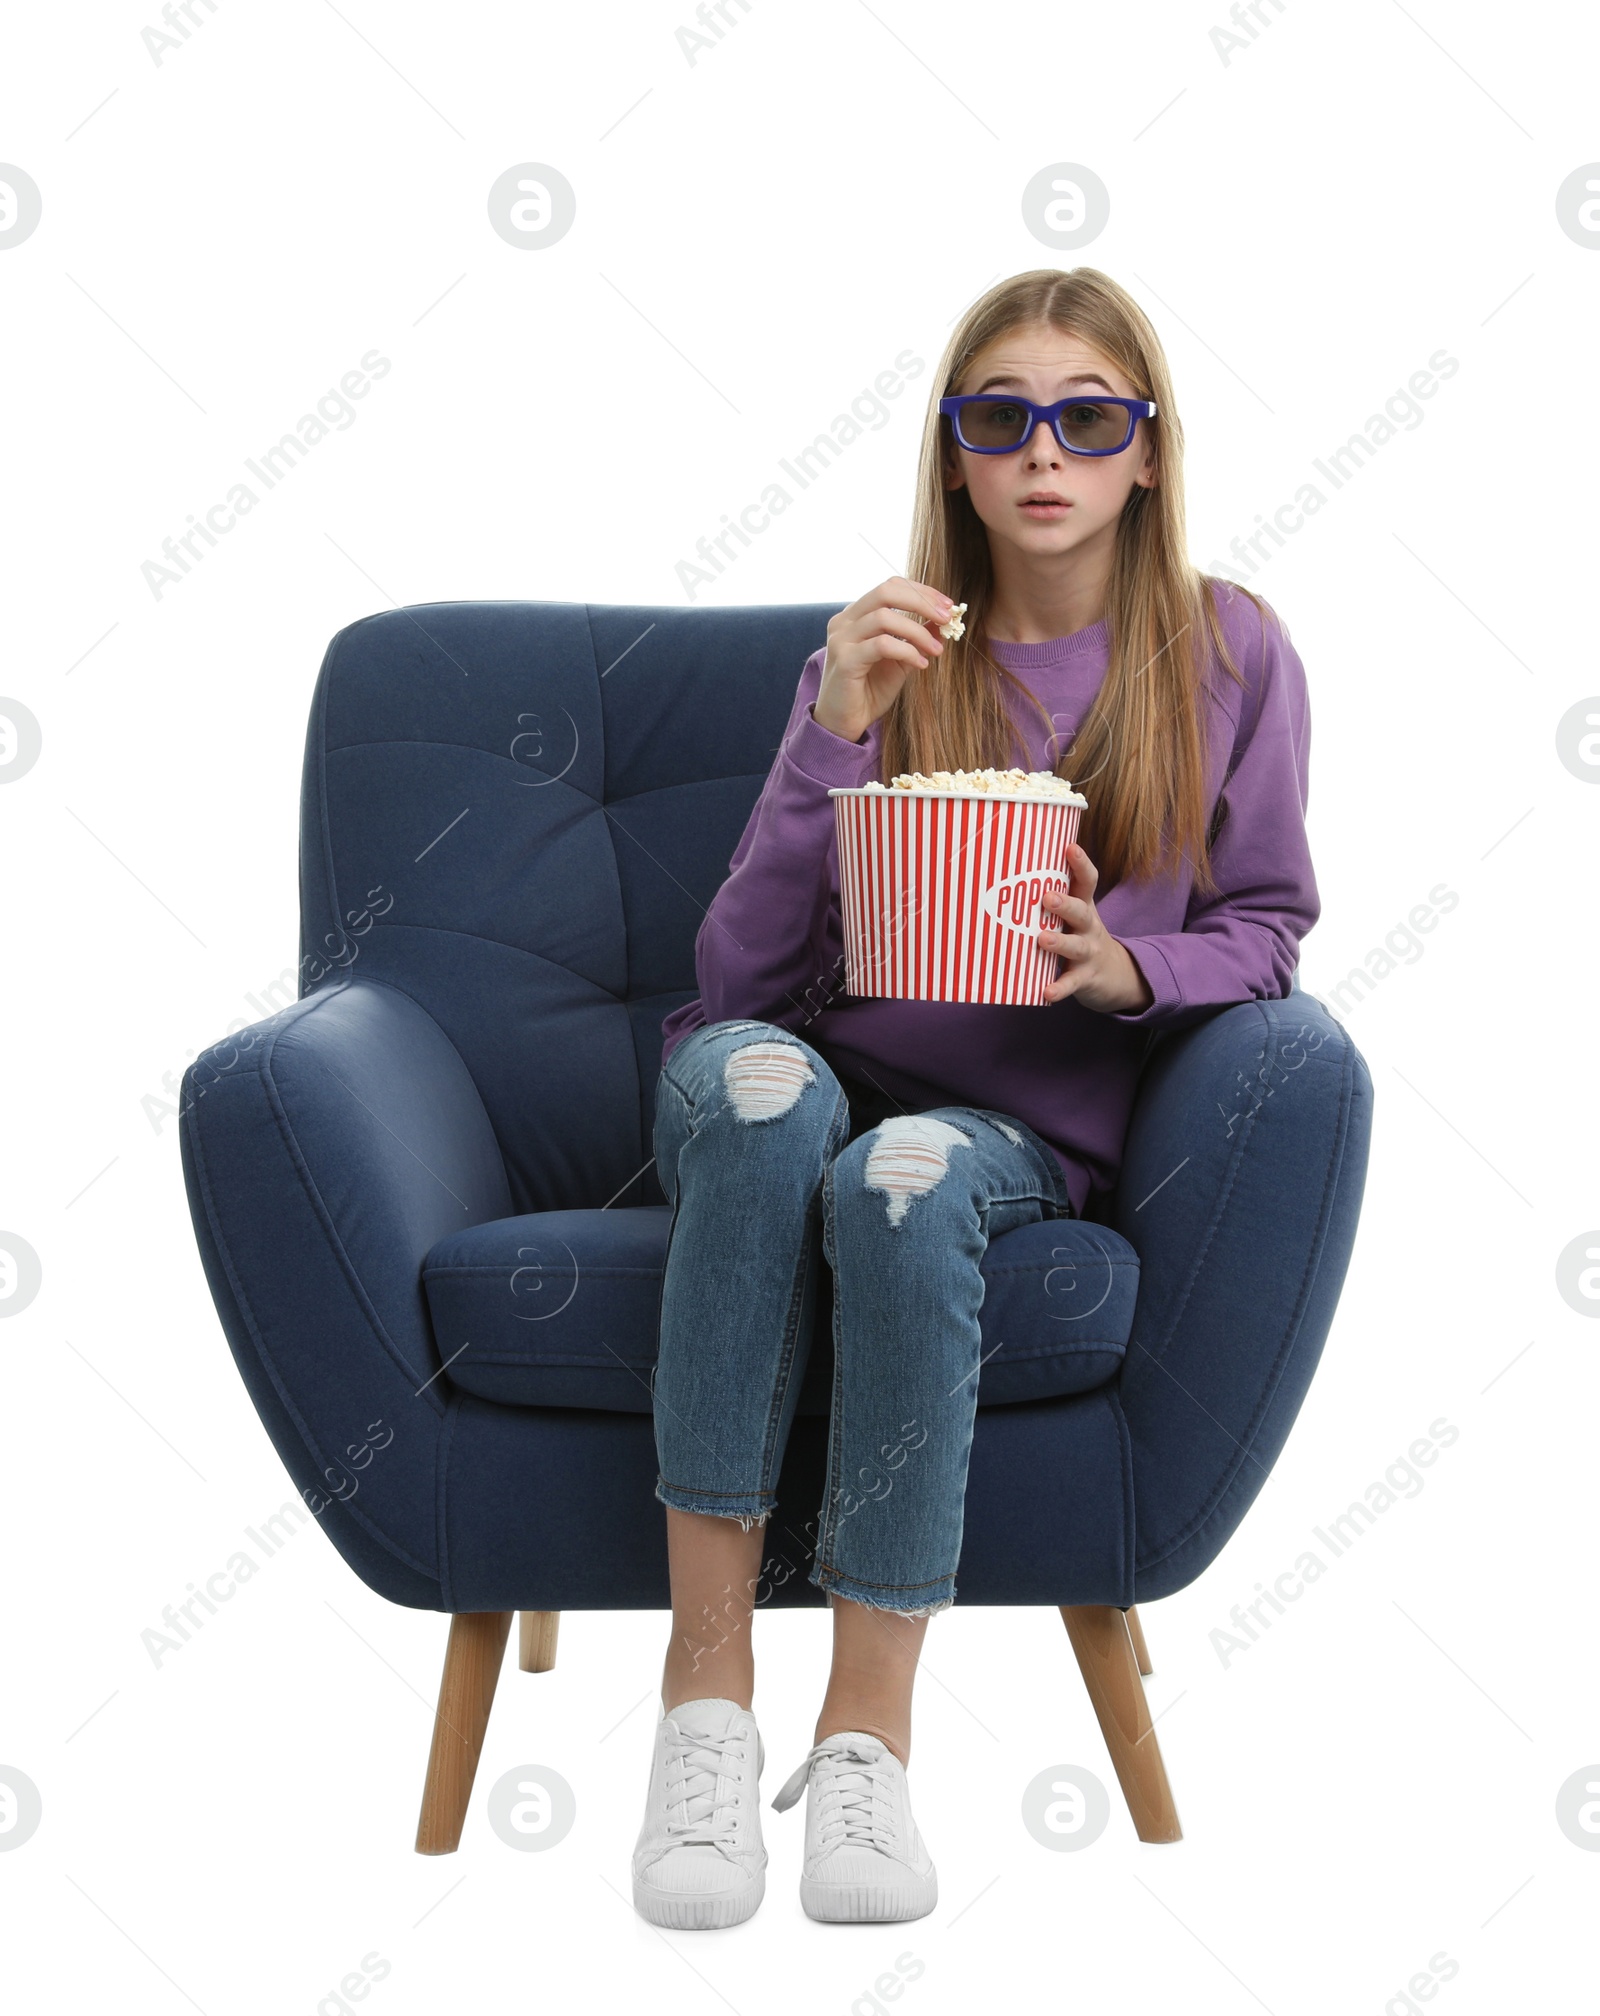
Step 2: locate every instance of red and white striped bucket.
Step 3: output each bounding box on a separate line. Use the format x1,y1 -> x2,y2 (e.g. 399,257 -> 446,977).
830,786 -> 1085,1005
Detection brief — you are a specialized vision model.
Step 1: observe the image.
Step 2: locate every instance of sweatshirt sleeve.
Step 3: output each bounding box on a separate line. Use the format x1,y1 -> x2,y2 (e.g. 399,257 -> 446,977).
1107,600 -> 1320,1031
684,647 -> 883,1035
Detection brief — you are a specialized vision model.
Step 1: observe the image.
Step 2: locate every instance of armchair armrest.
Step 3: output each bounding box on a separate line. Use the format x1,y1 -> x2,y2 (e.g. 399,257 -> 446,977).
179,976 -> 513,1606
1111,991 -> 1374,1600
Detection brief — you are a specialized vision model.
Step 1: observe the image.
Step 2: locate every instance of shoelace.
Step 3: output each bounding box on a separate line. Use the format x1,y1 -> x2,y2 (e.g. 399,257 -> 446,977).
771,1737 -> 898,1855
662,1725 -> 747,1850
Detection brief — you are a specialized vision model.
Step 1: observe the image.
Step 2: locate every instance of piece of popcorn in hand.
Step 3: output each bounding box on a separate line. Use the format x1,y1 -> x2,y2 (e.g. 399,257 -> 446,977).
938,602 -> 967,641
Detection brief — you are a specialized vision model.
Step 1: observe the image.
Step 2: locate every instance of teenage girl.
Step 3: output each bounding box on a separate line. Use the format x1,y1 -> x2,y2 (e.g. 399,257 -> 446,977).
631,266 -> 1319,1929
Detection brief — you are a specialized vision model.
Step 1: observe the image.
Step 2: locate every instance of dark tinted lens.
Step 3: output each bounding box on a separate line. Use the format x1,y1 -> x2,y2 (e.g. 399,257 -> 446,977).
957,398 -> 1031,447
1060,401 -> 1129,451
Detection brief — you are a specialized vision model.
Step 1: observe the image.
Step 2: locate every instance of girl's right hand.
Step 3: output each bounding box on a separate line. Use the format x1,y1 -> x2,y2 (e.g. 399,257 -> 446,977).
813,578 -> 958,745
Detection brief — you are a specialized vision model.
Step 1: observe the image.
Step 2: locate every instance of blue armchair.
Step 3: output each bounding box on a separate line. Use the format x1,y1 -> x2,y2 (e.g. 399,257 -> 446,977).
179,600 -> 1372,1853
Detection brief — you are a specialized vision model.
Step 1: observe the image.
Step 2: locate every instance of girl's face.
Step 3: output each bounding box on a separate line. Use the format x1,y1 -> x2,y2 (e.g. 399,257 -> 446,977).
941,324 -> 1158,562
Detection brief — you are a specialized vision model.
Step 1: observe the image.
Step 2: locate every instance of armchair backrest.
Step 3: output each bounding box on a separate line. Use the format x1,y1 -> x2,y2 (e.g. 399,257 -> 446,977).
298,599 -> 841,1214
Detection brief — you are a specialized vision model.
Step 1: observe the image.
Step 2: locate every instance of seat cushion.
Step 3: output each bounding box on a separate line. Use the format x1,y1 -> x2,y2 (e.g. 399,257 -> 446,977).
422,1206 -> 1138,1412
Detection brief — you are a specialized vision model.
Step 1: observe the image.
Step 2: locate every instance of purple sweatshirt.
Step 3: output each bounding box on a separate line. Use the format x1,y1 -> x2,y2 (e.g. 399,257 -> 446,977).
660,581 -> 1318,1218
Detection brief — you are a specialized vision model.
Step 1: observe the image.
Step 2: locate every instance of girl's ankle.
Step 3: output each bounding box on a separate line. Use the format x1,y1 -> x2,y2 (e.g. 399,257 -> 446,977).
814,1717 -> 909,1767
662,1653 -> 754,1714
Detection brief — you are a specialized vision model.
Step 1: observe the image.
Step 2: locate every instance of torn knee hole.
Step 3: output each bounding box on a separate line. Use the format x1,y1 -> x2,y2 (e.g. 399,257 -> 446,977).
863,1116 -> 972,1227
724,1041 -> 815,1121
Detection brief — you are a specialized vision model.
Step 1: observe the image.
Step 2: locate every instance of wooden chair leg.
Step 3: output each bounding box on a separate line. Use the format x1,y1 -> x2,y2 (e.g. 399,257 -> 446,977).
415,1610 -> 513,1855
1124,1603 -> 1153,1676
519,1610 -> 560,1673
1060,1604 -> 1181,1843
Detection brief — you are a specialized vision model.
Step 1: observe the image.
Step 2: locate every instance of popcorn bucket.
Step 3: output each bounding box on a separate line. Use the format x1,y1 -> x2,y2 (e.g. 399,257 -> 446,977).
829,785 -> 1085,1005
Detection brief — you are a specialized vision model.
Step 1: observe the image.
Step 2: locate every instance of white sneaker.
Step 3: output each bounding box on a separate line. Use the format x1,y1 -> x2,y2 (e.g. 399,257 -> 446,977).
771,1730 -> 937,1922
632,1697 -> 766,1929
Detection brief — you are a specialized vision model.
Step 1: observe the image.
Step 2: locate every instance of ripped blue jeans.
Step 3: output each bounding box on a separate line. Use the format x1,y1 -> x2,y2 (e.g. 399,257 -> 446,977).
650,1017 -> 1074,1619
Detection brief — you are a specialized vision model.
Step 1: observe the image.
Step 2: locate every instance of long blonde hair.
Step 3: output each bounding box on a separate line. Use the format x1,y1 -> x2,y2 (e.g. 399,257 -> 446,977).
885,266 -> 1271,898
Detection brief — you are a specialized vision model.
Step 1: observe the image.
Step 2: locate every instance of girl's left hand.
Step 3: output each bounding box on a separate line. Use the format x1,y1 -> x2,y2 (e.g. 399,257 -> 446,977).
1038,843 -> 1155,1013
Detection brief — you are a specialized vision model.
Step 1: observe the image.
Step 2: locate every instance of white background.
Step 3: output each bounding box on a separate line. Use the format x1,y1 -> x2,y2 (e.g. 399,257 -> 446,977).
3,0 -> 1596,2009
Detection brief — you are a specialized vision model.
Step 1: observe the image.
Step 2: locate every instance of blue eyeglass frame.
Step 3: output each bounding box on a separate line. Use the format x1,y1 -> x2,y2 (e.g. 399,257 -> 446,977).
938,393 -> 1157,456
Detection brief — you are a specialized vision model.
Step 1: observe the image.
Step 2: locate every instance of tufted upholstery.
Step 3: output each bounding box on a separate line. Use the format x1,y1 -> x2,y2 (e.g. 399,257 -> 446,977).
295,598 -> 828,1215
180,600 -> 1373,1614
